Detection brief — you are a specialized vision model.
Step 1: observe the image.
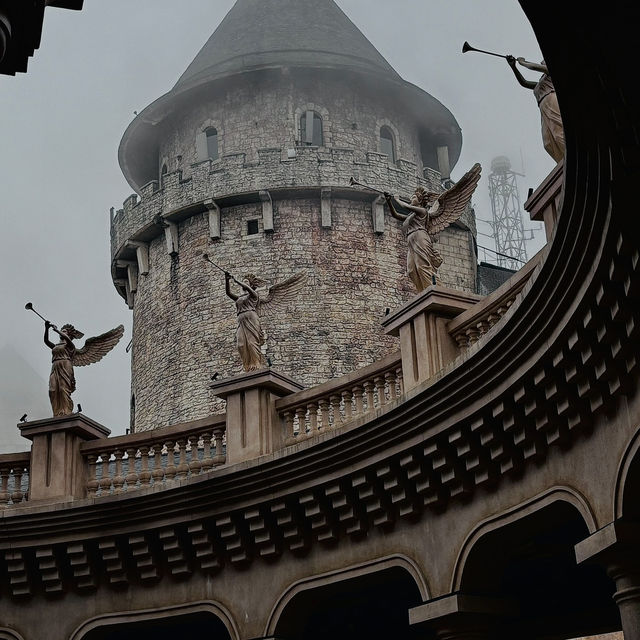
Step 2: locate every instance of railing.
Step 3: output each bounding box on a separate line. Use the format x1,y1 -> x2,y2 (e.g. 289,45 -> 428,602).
448,250 -> 543,348
276,353 -> 403,444
0,452 -> 30,507
80,415 -> 226,497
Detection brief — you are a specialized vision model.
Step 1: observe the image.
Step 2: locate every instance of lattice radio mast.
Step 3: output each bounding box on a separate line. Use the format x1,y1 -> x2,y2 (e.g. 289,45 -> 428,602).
487,156 -> 532,269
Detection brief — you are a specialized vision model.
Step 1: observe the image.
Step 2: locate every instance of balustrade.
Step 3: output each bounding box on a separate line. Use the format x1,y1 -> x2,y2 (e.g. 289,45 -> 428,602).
0,452 -> 30,508
276,353 -> 402,444
81,417 -> 226,498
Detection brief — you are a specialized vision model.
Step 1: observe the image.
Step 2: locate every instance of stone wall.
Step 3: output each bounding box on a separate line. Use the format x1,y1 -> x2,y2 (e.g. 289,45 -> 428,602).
129,193 -> 475,431
158,70 -> 428,181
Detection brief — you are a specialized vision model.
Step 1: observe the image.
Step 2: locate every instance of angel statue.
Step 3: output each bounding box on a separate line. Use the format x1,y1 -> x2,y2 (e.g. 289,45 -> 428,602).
384,163 -> 481,292
43,319 -> 124,416
224,270 -> 307,372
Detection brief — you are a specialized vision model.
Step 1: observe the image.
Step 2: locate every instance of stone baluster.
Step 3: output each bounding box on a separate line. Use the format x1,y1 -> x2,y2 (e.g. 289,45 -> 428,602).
396,366 -> 404,395
200,432 -> 214,471
342,390 -> 353,421
308,403 -> 318,434
386,370 -> 398,401
188,435 -> 202,476
454,333 -> 468,348
295,407 -> 307,438
87,455 -> 99,497
164,441 -> 177,481
175,439 -> 189,479
487,312 -> 500,328
213,427 -> 226,465
151,444 -> 165,486
11,467 -> 24,504
283,411 -> 294,441
363,380 -> 375,412
112,450 -> 125,494
0,467 -> 9,506
374,376 -> 386,407
124,447 -> 138,492
138,446 -> 152,487
98,453 -> 112,496
318,399 -> 330,431
329,394 -> 342,428
353,386 -> 364,416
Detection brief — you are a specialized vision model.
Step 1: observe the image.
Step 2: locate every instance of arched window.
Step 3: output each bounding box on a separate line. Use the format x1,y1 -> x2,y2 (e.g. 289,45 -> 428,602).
380,126 -> 396,163
206,127 -> 219,160
299,110 -> 323,146
161,163 -> 168,176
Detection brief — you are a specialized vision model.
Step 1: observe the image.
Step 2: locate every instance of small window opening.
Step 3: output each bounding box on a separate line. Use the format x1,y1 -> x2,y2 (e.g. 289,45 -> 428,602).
206,127 -> 219,160
300,110 -> 323,146
247,219 -> 259,235
161,163 -> 168,176
380,126 -> 396,163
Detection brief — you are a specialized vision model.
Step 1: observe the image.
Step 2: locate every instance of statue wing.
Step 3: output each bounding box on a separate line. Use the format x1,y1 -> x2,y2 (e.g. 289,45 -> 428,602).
258,273 -> 308,318
427,163 -> 481,235
72,325 -> 125,367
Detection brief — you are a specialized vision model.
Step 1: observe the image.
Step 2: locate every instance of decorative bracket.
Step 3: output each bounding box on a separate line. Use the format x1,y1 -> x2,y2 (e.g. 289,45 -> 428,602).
258,190 -> 274,232
372,195 -> 385,234
204,198 -> 221,240
126,241 -> 149,276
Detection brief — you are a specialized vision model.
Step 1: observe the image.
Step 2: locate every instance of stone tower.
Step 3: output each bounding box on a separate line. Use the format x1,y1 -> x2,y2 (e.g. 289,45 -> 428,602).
111,0 -> 478,432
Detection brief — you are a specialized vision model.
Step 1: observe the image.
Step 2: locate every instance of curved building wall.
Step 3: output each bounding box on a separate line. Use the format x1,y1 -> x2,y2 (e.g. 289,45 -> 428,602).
158,70 -> 427,179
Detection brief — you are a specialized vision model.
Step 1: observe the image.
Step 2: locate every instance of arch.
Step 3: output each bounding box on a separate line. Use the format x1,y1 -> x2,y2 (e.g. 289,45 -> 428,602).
0,629 -> 26,640
294,103 -> 331,146
205,127 -> 219,160
452,486 -> 597,591
265,554 -> 428,638
70,601 -> 239,640
379,125 -> 396,163
376,118 -> 400,162
299,110 -> 323,146
614,426 -> 640,519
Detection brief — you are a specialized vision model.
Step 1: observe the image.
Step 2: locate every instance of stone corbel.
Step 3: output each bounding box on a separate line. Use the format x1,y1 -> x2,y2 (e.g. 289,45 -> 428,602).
372,195 -> 385,234
127,241 -> 149,276
116,260 -> 139,294
259,190 -> 274,232
115,278 -> 134,310
321,187 -> 332,228
164,221 -> 179,255
204,198 -> 221,240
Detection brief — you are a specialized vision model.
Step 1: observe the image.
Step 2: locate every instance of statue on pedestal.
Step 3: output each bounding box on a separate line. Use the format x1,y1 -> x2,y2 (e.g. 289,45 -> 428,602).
384,163 -> 481,292
25,302 -> 125,416
222,269 -> 307,372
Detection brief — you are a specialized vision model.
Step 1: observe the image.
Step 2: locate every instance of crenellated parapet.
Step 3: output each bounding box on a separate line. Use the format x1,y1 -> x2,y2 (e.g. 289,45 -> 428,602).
110,146 -> 443,263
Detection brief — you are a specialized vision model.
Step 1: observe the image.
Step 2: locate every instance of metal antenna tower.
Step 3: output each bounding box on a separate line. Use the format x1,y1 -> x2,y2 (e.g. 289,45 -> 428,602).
487,156 -> 532,270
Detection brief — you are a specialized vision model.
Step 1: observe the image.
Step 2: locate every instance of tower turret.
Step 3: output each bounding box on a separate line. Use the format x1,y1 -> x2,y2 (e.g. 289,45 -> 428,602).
111,0 -> 478,431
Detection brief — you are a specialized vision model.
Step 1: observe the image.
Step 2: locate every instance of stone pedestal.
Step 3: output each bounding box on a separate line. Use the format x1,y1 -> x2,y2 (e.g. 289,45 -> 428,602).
409,593 -> 512,640
211,369 -> 303,465
18,414 -> 110,503
576,521 -> 640,640
382,286 -> 481,392
524,160 -> 564,242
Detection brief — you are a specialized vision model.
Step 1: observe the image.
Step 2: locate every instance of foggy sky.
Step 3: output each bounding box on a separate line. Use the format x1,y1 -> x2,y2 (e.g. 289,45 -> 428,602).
0,0 -> 553,446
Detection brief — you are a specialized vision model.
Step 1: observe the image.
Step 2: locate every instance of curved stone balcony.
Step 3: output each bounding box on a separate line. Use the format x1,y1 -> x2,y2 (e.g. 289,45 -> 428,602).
2,4 -> 640,639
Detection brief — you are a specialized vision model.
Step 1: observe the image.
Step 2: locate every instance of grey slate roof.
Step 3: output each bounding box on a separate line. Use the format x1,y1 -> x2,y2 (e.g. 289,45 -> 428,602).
174,0 -> 401,94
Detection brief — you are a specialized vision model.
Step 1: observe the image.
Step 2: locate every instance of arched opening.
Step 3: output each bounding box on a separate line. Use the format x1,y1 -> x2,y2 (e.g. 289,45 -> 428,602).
160,163 -> 168,182
273,566 -> 422,640
379,126 -> 396,163
459,500 -> 618,638
206,127 -> 219,160
299,110 -> 323,146
80,611 -> 231,640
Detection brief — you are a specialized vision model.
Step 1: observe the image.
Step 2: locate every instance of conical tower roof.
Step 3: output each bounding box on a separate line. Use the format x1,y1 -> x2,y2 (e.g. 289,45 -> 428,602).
119,0 -> 462,191
173,0 -> 400,94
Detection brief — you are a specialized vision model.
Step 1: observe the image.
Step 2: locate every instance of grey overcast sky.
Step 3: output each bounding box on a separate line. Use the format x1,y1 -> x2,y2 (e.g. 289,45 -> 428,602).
0,0 -> 552,445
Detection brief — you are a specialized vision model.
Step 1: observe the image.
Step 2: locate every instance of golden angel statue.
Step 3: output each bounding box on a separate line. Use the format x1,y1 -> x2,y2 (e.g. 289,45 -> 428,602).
43,319 -> 124,416
225,271 -> 307,372
384,163 -> 481,292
